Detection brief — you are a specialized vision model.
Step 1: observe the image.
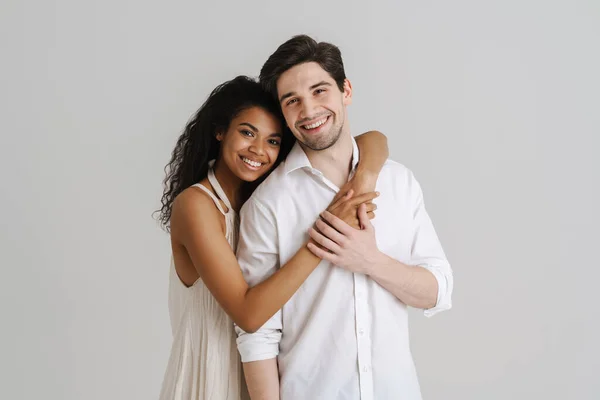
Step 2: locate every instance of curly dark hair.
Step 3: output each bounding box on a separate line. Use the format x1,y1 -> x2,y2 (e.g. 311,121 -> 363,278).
156,75 -> 294,231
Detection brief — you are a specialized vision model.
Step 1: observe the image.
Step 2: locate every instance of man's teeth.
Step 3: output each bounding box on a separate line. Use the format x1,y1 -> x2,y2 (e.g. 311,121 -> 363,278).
242,157 -> 262,168
303,117 -> 327,130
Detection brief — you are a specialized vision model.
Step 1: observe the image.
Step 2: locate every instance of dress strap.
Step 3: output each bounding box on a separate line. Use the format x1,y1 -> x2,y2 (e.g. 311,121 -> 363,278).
207,167 -> 234,212
191,183 -> 228,215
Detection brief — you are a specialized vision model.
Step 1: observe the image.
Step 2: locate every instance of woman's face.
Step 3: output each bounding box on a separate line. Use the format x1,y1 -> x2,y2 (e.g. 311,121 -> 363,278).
216,106 -> 283,182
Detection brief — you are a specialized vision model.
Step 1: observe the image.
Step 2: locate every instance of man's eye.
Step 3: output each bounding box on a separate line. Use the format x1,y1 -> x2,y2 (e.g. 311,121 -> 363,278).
287,98 -> 298,106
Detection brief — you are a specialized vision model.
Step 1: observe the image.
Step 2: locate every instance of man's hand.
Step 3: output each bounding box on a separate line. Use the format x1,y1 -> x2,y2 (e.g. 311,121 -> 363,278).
307,204 -> 384,274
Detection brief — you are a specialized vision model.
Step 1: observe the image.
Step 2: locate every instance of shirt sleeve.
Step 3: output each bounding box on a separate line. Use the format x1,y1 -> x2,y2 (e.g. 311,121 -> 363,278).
234,197 -> 283,362
408,171 -> 454,317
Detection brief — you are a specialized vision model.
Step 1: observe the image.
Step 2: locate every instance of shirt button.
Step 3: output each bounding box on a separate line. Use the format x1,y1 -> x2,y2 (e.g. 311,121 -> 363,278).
363,366 -> 369,372
359,329 -> 365,336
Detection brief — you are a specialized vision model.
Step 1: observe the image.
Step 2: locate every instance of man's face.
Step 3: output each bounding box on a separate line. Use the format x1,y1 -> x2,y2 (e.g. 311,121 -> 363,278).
276,62 -> 352,151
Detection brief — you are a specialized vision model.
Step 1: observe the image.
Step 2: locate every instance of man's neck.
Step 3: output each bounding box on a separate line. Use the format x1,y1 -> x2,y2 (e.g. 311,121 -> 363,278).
305,131 -> 354,189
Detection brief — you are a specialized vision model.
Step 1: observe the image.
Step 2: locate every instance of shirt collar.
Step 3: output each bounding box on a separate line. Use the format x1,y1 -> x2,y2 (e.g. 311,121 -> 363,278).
350,137 -> 360,172
284,136 -> 360,175
283,140 -> 311,175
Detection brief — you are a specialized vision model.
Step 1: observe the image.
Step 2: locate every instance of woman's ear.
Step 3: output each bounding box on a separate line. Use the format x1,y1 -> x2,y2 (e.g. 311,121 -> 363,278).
215,130 -> 225,141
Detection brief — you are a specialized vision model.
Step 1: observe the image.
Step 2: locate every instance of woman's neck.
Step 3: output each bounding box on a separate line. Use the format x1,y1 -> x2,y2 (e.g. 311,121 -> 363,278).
212,160 -> 243,213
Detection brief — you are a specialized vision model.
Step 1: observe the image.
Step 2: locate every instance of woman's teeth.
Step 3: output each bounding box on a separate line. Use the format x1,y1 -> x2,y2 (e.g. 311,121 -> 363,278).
302,117 -> 327,130
242,157 -> 262,168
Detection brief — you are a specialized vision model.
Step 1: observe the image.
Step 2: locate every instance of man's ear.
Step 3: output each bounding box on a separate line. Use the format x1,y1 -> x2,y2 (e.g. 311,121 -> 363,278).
342,78 -> 353,106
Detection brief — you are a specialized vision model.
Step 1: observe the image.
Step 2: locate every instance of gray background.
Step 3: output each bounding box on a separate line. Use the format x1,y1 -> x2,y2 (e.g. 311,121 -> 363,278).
1,0 -> 598,399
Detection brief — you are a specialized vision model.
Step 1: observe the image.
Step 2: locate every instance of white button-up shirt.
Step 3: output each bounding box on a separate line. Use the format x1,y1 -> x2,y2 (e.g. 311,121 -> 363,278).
235,138 -> 453,400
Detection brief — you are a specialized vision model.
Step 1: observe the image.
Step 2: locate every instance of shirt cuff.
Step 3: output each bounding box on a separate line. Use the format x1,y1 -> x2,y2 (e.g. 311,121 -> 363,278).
419,264 -> 453,318
235,328 -> 281,363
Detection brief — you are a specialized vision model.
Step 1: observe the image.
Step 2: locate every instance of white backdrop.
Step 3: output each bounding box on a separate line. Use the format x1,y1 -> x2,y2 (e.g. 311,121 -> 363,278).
1,1 -> 598,399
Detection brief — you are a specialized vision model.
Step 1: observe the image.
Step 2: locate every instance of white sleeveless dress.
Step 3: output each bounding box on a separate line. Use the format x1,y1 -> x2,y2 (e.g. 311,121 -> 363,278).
159,166 -> 249,400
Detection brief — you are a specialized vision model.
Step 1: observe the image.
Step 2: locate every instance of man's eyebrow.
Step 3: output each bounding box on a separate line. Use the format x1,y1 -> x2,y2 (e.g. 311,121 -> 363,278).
279,91 -> 296,104
309,81 -> 332,90
279,81 -> 333,103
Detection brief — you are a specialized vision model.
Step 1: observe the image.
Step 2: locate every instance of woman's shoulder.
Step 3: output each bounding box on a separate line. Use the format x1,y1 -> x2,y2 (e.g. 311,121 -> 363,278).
172,180 -> 223,220
170,181 -> 228,244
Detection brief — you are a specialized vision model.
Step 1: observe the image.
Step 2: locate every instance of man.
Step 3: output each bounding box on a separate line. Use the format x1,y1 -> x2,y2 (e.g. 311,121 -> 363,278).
235,35 -> 453,399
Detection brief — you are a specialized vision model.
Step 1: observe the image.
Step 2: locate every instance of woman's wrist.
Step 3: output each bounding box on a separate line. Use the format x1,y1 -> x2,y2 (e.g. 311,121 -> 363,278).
353,167 -> 378,188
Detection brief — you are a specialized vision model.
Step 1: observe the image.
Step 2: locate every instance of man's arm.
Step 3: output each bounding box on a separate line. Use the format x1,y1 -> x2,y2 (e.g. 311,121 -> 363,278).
243,359 -> 280,400
364,253 -> 440,310
235,198 -> 281,399
307,171 -> 453,316
366,170 -> 452,314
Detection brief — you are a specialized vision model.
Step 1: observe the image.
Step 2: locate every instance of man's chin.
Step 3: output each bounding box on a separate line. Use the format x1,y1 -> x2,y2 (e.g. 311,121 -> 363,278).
299,138 -> 328,151
300,131 -> 342,151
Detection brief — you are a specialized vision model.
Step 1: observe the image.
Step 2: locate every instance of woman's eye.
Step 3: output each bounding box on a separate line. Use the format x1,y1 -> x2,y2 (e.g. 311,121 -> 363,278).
241,130 -> 253,137
268,139 -> 281,146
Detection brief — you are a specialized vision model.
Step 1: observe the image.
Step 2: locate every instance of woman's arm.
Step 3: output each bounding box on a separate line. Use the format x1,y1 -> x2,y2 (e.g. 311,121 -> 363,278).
355,130 -> 389,179
170,188 -> 379,333
333,130 -> 389,204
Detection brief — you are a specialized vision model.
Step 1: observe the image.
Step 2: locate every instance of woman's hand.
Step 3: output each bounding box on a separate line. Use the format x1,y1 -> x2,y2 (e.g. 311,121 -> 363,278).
331,170 -> 379,207
327,189 -> 378,230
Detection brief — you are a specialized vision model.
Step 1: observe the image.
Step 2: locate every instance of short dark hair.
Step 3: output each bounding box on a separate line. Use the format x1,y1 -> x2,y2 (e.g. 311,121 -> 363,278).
260,35 -> 347,99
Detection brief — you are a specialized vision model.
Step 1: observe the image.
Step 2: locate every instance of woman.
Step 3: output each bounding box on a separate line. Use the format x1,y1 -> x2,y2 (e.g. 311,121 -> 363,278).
156,76 -> 388,400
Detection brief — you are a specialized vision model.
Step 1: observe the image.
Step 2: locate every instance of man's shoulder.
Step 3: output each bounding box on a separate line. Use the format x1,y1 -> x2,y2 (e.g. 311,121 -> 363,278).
381,159 -> 414,182
382,158 -> 409,171
244,162 -> 291,210
379,159 -> 428,198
